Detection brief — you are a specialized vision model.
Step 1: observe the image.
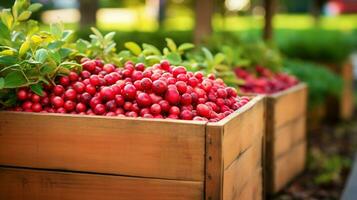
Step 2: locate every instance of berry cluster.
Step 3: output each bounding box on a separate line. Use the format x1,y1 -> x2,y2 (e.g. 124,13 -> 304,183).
234,66 -> 298,94
13,59 -> 250,122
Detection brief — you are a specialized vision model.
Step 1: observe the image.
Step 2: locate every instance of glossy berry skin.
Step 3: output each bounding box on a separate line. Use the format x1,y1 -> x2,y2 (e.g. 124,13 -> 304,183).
82,60 -> 96,72
123,84 -> 136,100
59,76 -> 70,86
150,103 -> 161,115
197,104 -> 211,118
64,100 -> 76,112
100,87 -> 115,101
17,89 -> 28,101
152,80 -> 167,94
51,96 -> 64,108
54,85 -> 65,96
64,89 -> 77,101
94,104 -> 106,115
136,93 -> 152,107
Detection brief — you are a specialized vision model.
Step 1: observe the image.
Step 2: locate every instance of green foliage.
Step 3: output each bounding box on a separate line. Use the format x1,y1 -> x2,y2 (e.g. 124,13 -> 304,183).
309,148 -> 351,185
204,32 -> 283,72
278,29 -> 354,65
283,59 -> 343,107
0,0 -> 80,107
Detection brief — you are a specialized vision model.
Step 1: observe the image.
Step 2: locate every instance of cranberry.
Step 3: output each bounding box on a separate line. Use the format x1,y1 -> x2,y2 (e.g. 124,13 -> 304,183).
73,82 -> 85,94
76,103 -> 87,113
140,78 -> 152,91
82,60 -> 96,72
114,95 -> 125,106
85,84 -> 96,95
217,88 -> 227,98
126,111 -> 138,118
31,94 -> 41,103
123,84 -> 136,100
100,87 -> 115,101
152,80 -> 167,94
165,89 -> 180,105
69,72 -> 79,82
175,81 -> 187,94
143,113 -> 153,118
180,110 -> 193,120
90,75 -> 100,86
181,93 -> 192,105
159,100 -> 170,113
59,76 -> 70,86
81,70 -> 91,79
169,106 -> 180,115
135,63 -> 145,71
64,89 -> 77,100
95,59 -> 104,67
54,85 -> 65,96
51,96 -> 64,108
197,104 -> 211,118
90,97 -> 102,109
105,100 -> 117,111
160,60 -> 170,71
64,100 -> 75,112
17,89 -> 28,101
136,92 -> 152,107
103,64 -> 115,73
22,101 -> 32,110
172,66 -> 186,77
94,104 -> 106,115
150,103 -> 161,115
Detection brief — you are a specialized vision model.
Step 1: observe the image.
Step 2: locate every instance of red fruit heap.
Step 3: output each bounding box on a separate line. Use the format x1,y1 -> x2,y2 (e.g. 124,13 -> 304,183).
12,59 -> 250,122
234,66 -> 298,94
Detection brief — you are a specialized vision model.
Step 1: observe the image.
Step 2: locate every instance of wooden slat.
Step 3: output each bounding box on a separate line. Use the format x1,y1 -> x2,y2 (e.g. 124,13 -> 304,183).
274,141 -> 307,192
0,167 -> 203,200
271,83 -> 307,128
235,169 -> 263,200
0,112 -> 206,181
223,138 -> 263,200
274,117 -> 306,158
221,96 -> 265,168
340,62 -> 354,120
205,125 -> 223,200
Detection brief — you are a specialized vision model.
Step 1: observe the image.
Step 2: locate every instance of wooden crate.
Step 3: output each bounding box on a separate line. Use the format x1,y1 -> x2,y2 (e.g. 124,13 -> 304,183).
0,96 -> 265,200
265,83 -> 308,194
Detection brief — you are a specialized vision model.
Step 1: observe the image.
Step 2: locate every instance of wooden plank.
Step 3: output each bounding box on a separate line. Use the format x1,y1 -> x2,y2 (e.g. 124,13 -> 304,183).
223,138 -> 263,200
274,141 -> 307,192
274,117 -> 306,158
205,125 -> 223,200
235,169 -> 263,200
0,112 -> 206,181
219,96 -> 265,168
0,167 -> 203,200
340,62 -> 354,120
271,83 -> 307,128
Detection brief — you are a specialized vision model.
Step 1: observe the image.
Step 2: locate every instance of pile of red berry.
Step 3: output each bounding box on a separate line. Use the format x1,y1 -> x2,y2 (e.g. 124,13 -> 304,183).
12,59 -> 250,122
234,66 -> 298,94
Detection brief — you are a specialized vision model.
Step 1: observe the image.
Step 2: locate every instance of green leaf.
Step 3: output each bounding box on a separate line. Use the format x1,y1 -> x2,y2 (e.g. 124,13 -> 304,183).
19,40 -> 30,57
165,38 -> 177,52
35,48 -> 48,63
202,47 -> 214,62
1,9 -> 14,30
48,50 -> 61,64
0,22 -> 10,41
142,43 -> 161,55
50,23 -> 63,39
214,53 -> 226,65
4,71 -> 28,88
59,48 -> 73,59
90,27 -> 104,40
0,77 -> 4,89
40,64 -> 56,74
124,42 -> 142,56
18,11 -> 32,21
104,32 -> 115,41
0,56 -> 17,65
61,30 -> 74,42
48,41 -> 65,49
178,43 -> 195,53
76,39 -> 89,53
165,52 -> 182,65
30,83 -> 44,96
28,3 -> 42,12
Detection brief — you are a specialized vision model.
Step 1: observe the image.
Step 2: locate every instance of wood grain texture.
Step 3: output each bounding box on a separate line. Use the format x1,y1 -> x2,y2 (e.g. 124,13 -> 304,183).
0,112 -> 206,181
235,169 -> 263,200
274,117 -> 306,158
223,138 -> 263,200
274,141 -> 307,192
270,83 -> 307,128
0,167 -> 203,200
220,95 -> 265,168
205,125 -> 223,200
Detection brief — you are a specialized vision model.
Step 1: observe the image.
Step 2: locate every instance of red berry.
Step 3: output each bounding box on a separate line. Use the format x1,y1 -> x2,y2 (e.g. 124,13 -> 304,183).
160,60 -> 170,71
165,89 -> 180,105
132,71 -> 143,81
114,95 -> 125,106
135,63 -> 145,71
181,93 -> 192,105
140,78 -> 152,91
54,85 -> 65,96
159,100 -> 170,113
126,111 -> 138,118
106,100 -> 117,111
172,66 -> 186,77
69,72 -> 79,82
81,70 -> 91,79
52,96 -> 64,108
143,113 -> 153,118
180,110 -> 193,120
17,89 -> 28,101
136,92 -> 152,107
94,104 -> 106,115
76,103 -> 87,113
90,75 -> 100,86
85,84 -> 96,95
73,82 -> 85,94
196,104 -> 211,118
90,97 -> 102,109
64,100 -> 75,112
95,59 -> 104,67
152,80 -> 167,94
64,89 -> 77,100
103,64 -> 115,73
150,103 -> 161,115
31,94 -> 41,103
100,87 -> 115,101
217,88 -> 227,98
123,102 -> 133,111
175,81 -> 187,94
169,106 -> 180,115
82,60 -> 96,72
123,84 -> 136,100
59,76 -> 70,86
22,101 -> 33,110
